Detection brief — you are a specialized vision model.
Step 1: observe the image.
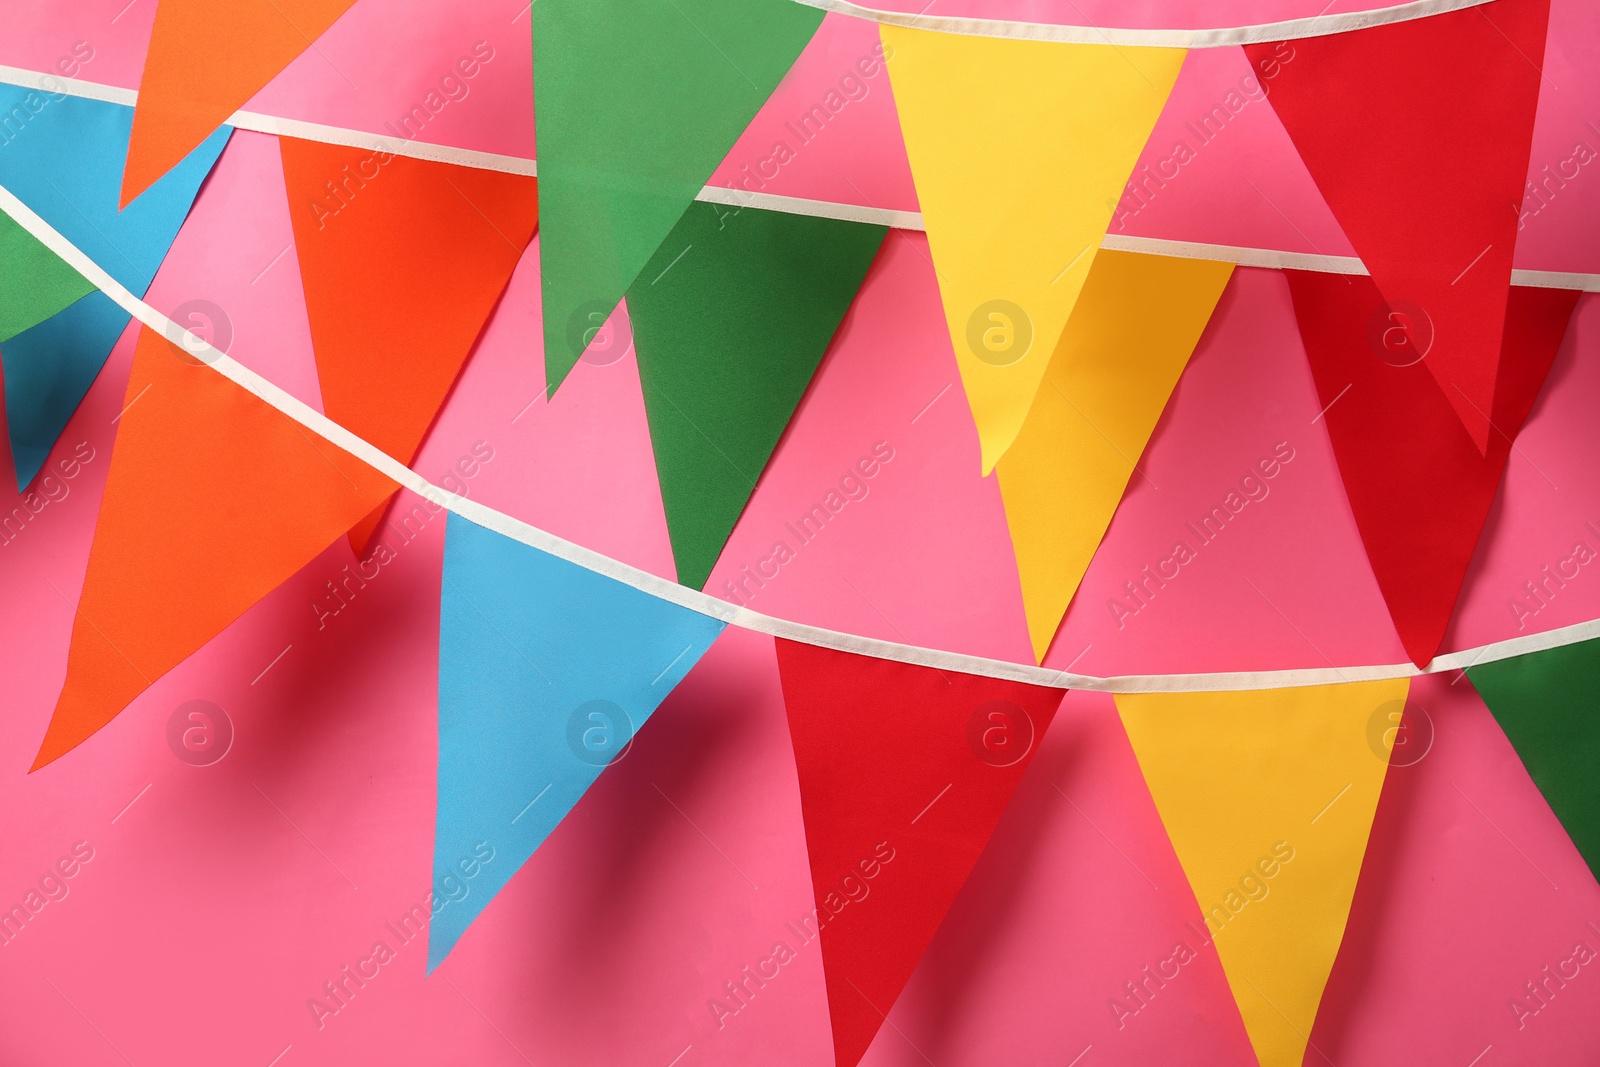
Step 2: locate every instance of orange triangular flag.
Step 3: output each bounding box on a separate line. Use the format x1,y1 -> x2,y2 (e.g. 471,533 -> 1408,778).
121,0 -> 359,205
279,138 -> 538,555
32,330 -> 396,769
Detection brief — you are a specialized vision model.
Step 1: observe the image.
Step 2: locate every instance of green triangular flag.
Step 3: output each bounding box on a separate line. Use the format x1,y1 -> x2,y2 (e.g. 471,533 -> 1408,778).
627,201 -> 887,588
1469,635 -> 1600,882
0,213 -> 95,343
533,0 -> 824,395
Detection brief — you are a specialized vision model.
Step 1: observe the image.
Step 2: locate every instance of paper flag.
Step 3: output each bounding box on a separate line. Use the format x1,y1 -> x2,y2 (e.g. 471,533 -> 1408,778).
430,513 -> 725,970
1469,638 -> 1600,883
1286,271 -> 1578,667
880,26 -> 1184,474
122,0 -> 357,204
533,0 -> 823,394
774,639 -> 1064,1067
32,330 -> 395,770
0,212 -> 93,343
627,201 -> 886,589
1116,678 -> 1409,1067
279,137 -> 539,555
1244,0 -> 1551,451
997,250 -> 1233,662
0,86 -> 229,489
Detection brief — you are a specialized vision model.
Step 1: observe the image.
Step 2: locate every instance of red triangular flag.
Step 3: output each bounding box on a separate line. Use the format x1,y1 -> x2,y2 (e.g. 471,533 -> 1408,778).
279,138 -> 538,555
123,0 -> 359,205
774,640 -> 1064,1067
1246,0 -> 1551,451
1285,271 -> 1578,667
33,330 -> 396,769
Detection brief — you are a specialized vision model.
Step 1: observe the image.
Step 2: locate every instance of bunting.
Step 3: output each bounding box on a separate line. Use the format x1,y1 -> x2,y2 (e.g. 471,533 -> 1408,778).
31,329 -> 395,769
1285,270 -> 1579,666
533,0 -> 824,393
880,26 -> 1185,473
628,201 -> 887,588
1244,0 -> 1552,450
775,639 -> 1064,1067
1469,637 -> 1600,883
997,250 -> 1233,662
0,212 -> 92,343
278,137 -> 540,556
1116,678 -> 1408,1067
1,1 -> 1596,1059
122,0 -> 359,205
429,513 -> 725,969
0,87 -> 228,489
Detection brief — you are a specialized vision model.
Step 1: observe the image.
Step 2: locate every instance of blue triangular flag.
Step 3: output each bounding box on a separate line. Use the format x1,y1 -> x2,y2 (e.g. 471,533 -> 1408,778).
0,85 -> 229,488
429,513 -> 726,970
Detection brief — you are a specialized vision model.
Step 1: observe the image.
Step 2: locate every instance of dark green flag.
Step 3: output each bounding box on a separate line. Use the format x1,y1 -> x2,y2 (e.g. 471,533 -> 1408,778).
627,201 -> 886,589
533,0 -> 824,394
1469,636 -> 1600,882
0,212 -> 94,343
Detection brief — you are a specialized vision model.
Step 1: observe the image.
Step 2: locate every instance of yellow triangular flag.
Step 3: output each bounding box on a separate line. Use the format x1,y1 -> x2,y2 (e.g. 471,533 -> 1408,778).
881,26 -> 1186,473
1115,679 -> 1407,1067
998,250 -> 1233,661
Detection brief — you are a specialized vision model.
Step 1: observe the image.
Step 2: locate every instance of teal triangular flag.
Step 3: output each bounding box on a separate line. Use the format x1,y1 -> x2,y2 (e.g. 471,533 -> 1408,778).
533,0 -> 823,393
1469,636 -> 1600,882
0,85 -> 229,488
428,513 -> 726,970
629,201 -> 886,589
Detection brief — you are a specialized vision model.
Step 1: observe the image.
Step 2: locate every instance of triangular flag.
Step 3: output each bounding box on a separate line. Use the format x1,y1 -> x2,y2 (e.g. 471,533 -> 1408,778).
122,0 -> 357,204
880,26 -> 1185,473
429,512 -> 725,970
32,330 -> 395,769
627,201 -> 886,588
0,85 -> 229,489
1286,270 -> 1578,666
1116,678 -> 1409,1067
0,212 -> 94,343
278,137 -> 539,556
997,250 -> 1233,662
774,640 -> 1064,1067
1469,637 -> 1600,883
1245,0 -> 1551,450
533,0 -> 823,393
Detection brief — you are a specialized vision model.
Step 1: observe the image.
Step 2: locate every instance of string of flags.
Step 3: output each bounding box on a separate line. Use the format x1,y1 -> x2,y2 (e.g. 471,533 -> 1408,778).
1,0 -> 1596,1065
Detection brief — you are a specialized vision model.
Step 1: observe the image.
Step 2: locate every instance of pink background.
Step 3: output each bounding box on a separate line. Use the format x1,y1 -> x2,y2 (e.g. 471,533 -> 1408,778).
1,2 -> 1599,1065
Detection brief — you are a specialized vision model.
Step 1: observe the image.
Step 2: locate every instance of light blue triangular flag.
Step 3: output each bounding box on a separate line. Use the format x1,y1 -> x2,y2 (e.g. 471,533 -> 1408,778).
429,512 -> 726,970
0,85 -> 229,488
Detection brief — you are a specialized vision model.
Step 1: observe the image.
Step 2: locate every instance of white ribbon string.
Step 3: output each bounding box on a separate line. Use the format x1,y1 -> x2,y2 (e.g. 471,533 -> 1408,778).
786,0 -> 1500,46
3,59 -> 1596,291
1,181 -> 1593,693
